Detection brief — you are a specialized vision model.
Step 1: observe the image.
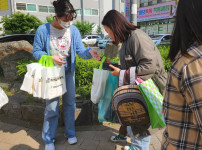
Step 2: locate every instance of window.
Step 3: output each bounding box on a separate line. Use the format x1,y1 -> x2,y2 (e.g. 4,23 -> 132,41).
121,0 -> 124,3
48,6 -> 55,13
76,9 -> 81,15
140,3 -> 144,7
85,9 -> 91,15
84,9 -> 98,16
157,0 -> 162,3
92,36 -> 98,39
92,9 -> 98,15
148,1 -> 152,6
27,4 -> 36,11
16,3 -> 26,10
39,6 -> 48,12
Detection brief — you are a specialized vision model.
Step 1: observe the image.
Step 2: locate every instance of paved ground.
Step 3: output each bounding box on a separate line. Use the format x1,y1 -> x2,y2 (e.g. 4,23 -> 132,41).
0,121 -> 163,150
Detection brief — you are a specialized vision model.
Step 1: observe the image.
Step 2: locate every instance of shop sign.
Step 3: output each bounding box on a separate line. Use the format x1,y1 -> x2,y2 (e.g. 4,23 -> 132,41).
125,0 -> 130,21
0,0 -> 8,11
137,1 -> 177,22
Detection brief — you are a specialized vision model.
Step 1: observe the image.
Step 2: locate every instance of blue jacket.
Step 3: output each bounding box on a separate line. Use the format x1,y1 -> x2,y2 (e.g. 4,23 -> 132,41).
32,22 -> 92,72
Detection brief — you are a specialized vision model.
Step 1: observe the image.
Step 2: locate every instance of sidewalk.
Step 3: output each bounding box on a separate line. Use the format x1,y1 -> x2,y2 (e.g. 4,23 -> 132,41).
0,121 -> 163,150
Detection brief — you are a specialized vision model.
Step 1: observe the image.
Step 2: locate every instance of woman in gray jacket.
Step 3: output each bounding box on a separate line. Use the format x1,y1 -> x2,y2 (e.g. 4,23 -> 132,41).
102,10 -> 167,150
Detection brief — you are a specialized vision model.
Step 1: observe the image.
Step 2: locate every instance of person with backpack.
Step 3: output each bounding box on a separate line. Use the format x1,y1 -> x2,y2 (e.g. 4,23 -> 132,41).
102,10 -> 167,150
32,1 -> 100,150
162,0 -> 202,149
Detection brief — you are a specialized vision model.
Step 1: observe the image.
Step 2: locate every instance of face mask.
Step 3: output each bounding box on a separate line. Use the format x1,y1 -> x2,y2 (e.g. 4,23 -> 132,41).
59,20 -> 72,29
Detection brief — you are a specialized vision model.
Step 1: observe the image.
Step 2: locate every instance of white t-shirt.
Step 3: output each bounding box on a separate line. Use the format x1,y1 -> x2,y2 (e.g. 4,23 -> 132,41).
50,24 -> 71,58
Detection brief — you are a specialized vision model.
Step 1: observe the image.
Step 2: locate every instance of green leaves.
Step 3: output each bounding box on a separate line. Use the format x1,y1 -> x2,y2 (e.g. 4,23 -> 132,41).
157,45 -> 171,72
73,21 -> 95,35
1,11 -> 43,34
45,14 -> 56,23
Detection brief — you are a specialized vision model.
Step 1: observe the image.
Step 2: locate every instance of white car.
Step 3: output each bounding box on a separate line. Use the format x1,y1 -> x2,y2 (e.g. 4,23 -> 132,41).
150,34 -> 172,45
82,35 -> 102,45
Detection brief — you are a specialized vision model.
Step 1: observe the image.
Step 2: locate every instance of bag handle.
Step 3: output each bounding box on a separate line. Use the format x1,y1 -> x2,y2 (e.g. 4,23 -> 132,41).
99,56 -> 107,70
39,55 -> 54,67
39,55 -> 47,66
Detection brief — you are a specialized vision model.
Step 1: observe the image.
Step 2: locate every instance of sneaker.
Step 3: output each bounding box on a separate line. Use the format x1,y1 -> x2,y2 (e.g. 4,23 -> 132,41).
68,137 -> 77,145
111,134 -> 127,142
45,143 -> 55,150
124,145 -> 136,150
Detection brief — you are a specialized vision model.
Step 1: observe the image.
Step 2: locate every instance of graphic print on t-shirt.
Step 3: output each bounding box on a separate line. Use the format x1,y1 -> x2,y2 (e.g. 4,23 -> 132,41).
50,25 -> 71,57
56,36 -> 70,55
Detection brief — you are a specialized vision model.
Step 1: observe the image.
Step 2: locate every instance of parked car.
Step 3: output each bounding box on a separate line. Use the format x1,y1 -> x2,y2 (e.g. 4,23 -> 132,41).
98,35 -> 113,49
149,34 -> 172,45
0,34 -> 35,45
81,35 -> 102,46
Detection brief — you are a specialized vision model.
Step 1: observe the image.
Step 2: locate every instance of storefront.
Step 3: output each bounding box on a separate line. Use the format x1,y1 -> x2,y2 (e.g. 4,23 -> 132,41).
137,1 -> 177,35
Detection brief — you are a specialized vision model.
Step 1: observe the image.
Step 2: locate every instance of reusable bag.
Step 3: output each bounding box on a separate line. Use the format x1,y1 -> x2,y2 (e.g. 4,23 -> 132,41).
98,73 -> 118,123
20,62 -> 42,94
33,55 -> 47,98
41,56 -> 66,100
20,55 -> 47,95
138,78 -> 166,129
0,87 -> 8,109
91,56 -> 109,104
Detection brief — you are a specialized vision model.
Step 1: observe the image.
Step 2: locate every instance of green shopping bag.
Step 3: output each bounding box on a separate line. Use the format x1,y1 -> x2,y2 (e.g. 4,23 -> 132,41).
138,79 -> 166,129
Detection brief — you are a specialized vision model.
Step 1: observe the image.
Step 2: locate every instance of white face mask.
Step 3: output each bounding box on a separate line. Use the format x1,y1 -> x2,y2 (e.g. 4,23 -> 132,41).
59,20 -> 72,29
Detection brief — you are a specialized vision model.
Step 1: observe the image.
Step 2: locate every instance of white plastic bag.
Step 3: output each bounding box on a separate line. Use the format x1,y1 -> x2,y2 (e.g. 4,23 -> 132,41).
0,87 -> 8,109
32,64 -> 45,98
20,63 -> 41,94
42,65 -> 67,100
91,69 -> 109,104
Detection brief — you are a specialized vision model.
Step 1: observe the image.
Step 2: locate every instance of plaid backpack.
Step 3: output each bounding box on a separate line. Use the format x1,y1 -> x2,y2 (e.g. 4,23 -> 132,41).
112,67 -> 150,127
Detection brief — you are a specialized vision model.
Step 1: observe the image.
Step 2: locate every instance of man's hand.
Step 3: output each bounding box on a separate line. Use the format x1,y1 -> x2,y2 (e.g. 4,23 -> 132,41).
109,64 -> 120,76
89,50 -> 100,61
52,56 -> 66,66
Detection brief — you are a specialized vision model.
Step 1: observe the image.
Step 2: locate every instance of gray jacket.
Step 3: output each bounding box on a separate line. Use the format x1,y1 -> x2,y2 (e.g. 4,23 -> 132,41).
119,29 -> 167,94
119,29 -> 167,137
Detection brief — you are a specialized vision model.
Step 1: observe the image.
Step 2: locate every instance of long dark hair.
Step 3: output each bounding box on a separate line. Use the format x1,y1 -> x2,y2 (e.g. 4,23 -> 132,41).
53,0 -> 77,20
168,0 -> 202,62
102,10 -> 137,45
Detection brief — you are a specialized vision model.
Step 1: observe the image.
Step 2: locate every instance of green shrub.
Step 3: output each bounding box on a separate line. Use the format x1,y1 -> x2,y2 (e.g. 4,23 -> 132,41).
0,11 -> 43,34
73,21 -> 95,35
16,58 -> 37,79
157,45 -> 171,72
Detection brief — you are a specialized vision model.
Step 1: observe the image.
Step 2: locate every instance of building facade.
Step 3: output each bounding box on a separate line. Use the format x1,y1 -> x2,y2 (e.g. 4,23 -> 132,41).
0,0 -> 126,34
137,0 -> 177,35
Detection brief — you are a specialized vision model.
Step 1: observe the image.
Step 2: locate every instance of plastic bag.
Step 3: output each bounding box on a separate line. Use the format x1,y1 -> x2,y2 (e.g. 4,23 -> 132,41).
0,87 -> 8,109
91,57 -> 109,104
98,73 -> 118,123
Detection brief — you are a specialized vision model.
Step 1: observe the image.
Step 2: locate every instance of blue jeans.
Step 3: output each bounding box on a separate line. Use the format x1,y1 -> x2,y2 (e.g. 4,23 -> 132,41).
42,69 -> 75,144
127,126 -> 151,150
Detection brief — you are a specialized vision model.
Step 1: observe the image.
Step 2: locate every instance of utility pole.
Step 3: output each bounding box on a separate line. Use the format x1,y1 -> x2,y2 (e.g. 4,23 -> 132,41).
130,0 -> 137,25
80,0 -> 84,21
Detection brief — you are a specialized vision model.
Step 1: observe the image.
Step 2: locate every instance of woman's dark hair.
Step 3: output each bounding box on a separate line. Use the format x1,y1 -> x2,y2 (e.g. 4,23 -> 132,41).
168,0 -> 202,61
53,0 -> 77,20
102,10 -> 137,45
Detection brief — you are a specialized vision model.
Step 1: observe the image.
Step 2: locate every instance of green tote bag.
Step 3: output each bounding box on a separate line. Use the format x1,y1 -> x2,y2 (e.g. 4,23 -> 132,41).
138,79 -> 166,129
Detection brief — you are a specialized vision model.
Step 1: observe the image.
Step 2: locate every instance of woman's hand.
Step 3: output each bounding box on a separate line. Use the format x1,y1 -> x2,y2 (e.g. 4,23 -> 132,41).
52,56 -> 66,66
89,50 -> 100,61
109,64 -> 120,76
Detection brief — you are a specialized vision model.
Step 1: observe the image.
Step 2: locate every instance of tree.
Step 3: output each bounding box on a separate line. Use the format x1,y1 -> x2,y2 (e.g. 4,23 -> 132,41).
46,14 -> 56,23
73,21 -> 95,35
0,11 -> 43,34
96,25 -> 102,34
